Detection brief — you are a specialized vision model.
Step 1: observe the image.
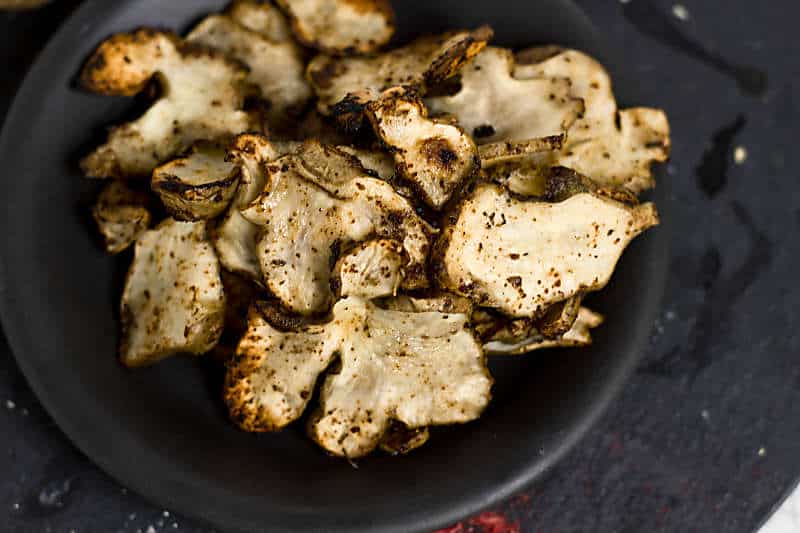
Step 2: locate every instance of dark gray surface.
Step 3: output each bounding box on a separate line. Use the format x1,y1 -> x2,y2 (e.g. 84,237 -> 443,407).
1,1 -> 798,532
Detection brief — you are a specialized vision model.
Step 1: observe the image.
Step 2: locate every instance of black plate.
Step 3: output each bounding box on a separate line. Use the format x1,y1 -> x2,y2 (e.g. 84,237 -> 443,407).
0,1 -> 669,531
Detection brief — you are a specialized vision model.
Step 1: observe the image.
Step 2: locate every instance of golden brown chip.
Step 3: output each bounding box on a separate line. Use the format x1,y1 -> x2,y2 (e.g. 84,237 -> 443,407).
307,26 -> 493,120
275,0 -> 395,54
434,182 -> 658,317
80,29 -> 260,179
91,180 -> 152,254
366,88 -> 479,208
514,48 -> 671,192
151,143 -> 240,221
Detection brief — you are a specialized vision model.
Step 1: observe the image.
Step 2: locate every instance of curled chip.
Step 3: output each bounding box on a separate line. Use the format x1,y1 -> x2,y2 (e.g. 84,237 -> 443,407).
226,296 -> 490,458
434,181 -> 658,317
307,26 -> 493,119
275,0 -> 394,54
427,47 -> 584,147
120,219 -> 225,367
380,291 -> 475,315
91,180 -> 152,254
483,307 -> 604,355
309,297 -> 491,458
478,136 -> 564,168
514,48 -> 671,193
241,140 -> 433,315
379,422 -> 430,456
80,29 -> 260,179
332,239 -> 407,300
212,134 -> 291,280
366,88 -> 479,208
152,143 -> 240,221
187,13 -> 311,131
227,0 -> 294,42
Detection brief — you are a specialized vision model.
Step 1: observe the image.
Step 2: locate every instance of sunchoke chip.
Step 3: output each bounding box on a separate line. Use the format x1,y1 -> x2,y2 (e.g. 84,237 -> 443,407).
225,296 -> 491,458
275,0 -> 394,54
435,182 -> 659,317
483,307 -> 604,356
212,134 -> 284,280
307,26 -> 493,117
332,239 -> 407,299
151,143 -> 240,221
241,141 -> 433,314
366,88 -> 479,208
80,29 -> 260,179
120,219 -> 225,367
91,180 -> 151,254
187,12 -> 311,130
227,0 -> 294,42
426,47 -> 584,146
514,48 -> 671,192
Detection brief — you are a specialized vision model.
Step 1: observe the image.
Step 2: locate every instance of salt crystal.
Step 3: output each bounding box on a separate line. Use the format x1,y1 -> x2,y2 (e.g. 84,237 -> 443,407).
672,4 -> 690,21
5,400 -> 15,410
758,447 -> 766,457
734,146 -> 748,164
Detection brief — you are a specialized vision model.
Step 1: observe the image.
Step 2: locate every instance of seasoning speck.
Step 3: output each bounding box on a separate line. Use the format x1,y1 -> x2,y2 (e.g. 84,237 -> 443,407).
758,446 -> 766,457
5,400 -> 15,410
734,146 -> 748,164
672,4 -> 690,20
701,409 -> 710,421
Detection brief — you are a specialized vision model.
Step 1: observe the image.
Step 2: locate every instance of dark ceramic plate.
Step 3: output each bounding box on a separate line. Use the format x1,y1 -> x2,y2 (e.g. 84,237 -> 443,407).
0,1 -> 669,532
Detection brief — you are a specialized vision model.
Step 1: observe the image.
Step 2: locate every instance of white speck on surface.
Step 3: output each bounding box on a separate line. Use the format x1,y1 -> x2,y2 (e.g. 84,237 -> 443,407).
5,400 -> 15,410
734,146 -> 748,164
156,519 -> 164,528
163,510 -> 170,517
665,310 -> 676,321
11,503 -> 20,510
619,0 -> 631,4
172,523 -> 179,529
38,479 -> 71,508
672,3 -> 690,21
701,409 -> 710,421
129,513 -> 137,521
145,527 -> 156,533
758,446 -> 767,457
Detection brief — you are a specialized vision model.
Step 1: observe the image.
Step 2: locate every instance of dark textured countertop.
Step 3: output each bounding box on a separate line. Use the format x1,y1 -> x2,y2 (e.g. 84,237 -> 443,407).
2,1 -> 799,532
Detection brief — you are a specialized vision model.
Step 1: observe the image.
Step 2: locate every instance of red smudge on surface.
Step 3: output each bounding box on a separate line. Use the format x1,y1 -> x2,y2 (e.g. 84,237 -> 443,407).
433,511 -> 520,533
511,493 -> 531,508
469,512 -> 521,533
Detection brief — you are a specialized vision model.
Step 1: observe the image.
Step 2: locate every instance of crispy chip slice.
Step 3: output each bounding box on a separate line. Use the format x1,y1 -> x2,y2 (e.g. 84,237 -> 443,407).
483,307 -> 604,355
187,13 -> 311,130
225,296 -> 490,459
434,181 -> 658,317
307,26 -> 493,119
275,0 -> 394,54
514,48 -> 671,192
427,47 -> 584,147
91,180 -> 152,254
152,143 -> 240,221
212,134 -> 286,280
240,141 -> 433,314
120,219 -> 225,367
80,29 -> 260,178
332,239 -> 407,299
366,88 -> 479,208
228,0 -> 294,42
